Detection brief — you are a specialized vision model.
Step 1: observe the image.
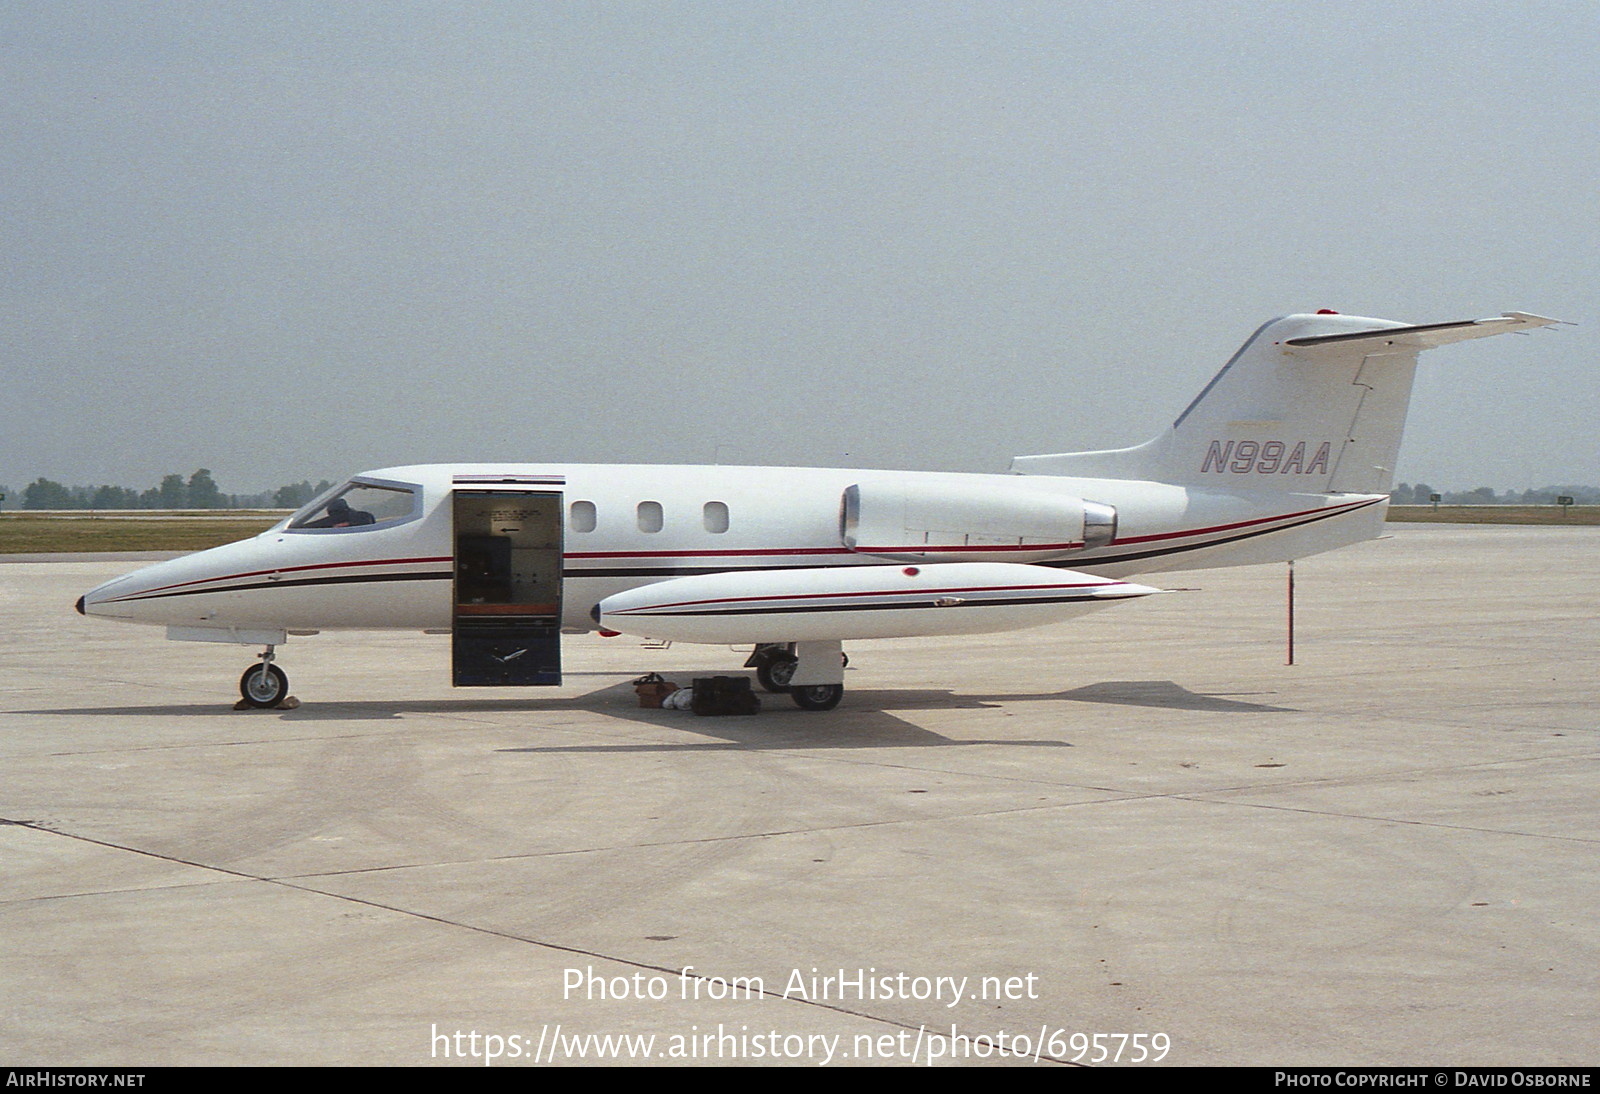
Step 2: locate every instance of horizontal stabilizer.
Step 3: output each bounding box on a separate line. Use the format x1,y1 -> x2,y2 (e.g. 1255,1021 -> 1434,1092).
1282,312 -> 1562,357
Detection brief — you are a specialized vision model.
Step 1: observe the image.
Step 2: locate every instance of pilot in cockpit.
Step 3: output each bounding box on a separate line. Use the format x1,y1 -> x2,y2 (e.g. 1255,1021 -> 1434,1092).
302,497 -> 376,529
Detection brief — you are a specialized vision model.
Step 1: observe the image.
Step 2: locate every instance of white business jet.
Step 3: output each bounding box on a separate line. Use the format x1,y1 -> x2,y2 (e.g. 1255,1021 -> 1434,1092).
78,310 -> 1558,710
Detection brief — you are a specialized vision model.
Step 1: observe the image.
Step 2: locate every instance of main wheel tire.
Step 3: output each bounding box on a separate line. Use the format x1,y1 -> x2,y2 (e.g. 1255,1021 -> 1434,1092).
755,653 -> 797,693
240,663 -> 289,708
790,683 -> 843,711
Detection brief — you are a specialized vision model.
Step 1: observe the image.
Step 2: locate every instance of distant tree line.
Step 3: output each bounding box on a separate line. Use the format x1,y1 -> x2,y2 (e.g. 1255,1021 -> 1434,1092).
1392,483 -> 1600,505
2,471 -> 336,511
2,473 -> 1595,512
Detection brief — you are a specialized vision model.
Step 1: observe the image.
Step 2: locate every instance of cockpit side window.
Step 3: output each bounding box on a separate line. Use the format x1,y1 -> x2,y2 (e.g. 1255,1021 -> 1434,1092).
286,481 -> 419,532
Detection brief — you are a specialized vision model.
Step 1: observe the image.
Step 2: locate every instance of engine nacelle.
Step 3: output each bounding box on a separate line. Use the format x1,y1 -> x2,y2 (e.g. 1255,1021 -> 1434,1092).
596,562 -> 1157,644
841,481 -> 1117,563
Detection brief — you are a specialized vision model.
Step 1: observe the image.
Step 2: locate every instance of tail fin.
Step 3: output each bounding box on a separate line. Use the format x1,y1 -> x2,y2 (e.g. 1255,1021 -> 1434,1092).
1012,311 -> 1560,493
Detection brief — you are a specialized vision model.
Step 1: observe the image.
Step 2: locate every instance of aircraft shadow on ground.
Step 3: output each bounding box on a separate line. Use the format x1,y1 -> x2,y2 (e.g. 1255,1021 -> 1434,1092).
1051,680 -> 1297,713
499,693 -> 1055,753
9,679 -> 1293,750
498,680 -> 1293,753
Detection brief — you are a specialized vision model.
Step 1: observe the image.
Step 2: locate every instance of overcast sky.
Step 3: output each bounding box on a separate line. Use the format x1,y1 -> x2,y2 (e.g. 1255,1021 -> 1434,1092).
4,1 -> 1595,494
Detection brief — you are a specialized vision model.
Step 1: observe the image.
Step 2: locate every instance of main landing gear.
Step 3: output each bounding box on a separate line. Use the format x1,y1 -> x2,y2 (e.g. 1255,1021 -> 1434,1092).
239,645 -> 289,708
789,682 -> 844,711
746,643 -> 847,711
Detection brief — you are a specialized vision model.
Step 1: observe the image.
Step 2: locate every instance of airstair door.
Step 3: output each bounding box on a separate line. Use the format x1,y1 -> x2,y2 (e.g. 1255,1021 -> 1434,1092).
451,490 -> 563,686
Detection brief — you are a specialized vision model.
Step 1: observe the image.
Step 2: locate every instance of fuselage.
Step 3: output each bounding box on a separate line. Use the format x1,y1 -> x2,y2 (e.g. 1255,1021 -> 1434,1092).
80,461 -> 1387,638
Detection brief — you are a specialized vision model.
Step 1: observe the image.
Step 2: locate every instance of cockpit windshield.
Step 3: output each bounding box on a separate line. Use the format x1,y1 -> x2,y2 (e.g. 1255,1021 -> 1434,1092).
286,480 -> 419,532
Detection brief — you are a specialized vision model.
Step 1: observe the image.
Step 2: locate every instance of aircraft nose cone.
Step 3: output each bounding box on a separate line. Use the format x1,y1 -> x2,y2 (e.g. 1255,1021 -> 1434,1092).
75,595 -> 86,616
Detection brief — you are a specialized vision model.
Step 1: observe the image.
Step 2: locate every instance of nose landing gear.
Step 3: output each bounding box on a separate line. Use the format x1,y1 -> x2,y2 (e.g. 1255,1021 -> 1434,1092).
239,646 -> 290,708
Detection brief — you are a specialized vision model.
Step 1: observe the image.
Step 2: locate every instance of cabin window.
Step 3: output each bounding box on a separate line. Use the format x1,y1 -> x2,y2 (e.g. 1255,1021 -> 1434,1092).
637,500 -> 663,533
286,480 -> 419,532
703,501 -> 729,533
570,500 -> 597,533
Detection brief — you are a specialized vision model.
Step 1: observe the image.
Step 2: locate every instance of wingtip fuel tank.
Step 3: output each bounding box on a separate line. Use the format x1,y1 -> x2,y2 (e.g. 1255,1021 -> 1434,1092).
597,562 -> 1160,644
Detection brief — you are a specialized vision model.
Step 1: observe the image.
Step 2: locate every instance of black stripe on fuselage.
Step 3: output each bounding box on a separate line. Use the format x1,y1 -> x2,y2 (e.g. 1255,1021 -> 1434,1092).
108,570 -> 451,604
1038,497 -> 1381,569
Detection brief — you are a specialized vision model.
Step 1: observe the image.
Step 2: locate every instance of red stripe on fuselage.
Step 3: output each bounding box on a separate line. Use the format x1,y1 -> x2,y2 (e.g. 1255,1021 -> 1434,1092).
101,555 -> 454,602
1109,497 -> 1377,546
565,546 -> 848,560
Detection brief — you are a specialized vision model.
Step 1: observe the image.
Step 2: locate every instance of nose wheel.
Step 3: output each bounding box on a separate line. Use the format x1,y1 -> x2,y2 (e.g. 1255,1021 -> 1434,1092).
239,647 -> 289,708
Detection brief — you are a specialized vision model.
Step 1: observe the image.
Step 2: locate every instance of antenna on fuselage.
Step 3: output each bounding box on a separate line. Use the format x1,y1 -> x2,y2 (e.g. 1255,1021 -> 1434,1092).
1286,560 -> 1296,666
